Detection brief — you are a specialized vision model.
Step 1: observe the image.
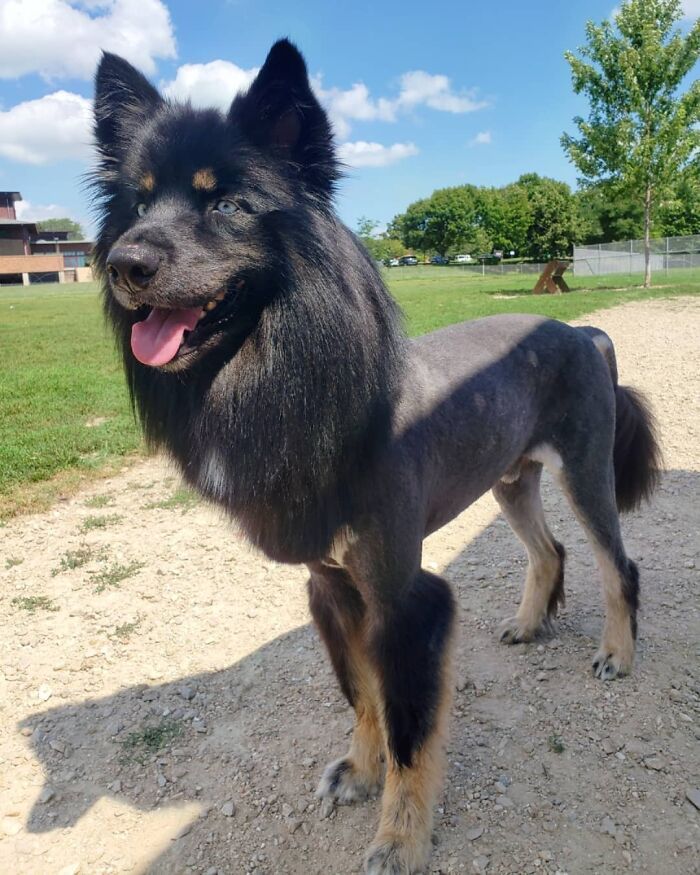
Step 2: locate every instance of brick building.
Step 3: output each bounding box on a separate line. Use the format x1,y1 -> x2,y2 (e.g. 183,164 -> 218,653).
0,191 -> 93,285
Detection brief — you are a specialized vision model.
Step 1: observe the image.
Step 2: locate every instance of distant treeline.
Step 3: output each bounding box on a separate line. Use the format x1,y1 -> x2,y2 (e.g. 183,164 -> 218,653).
359,169 -> 700,262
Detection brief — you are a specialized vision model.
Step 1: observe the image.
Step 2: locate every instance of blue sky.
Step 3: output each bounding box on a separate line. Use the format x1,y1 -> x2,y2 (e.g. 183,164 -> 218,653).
0,0 -> 697,237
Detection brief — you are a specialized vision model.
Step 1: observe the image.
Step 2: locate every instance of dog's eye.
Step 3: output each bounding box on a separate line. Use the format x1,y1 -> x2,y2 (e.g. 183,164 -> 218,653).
136,203 -> 147,218
214,199 -> 238,215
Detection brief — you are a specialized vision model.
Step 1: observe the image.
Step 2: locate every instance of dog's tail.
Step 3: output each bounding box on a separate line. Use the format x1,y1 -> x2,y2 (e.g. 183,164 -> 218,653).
612,385 -> 661,512
579,326 -> 662,513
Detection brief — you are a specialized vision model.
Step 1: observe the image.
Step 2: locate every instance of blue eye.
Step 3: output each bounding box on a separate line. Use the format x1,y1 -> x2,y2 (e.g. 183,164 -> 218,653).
136,203 -> 147,217
214,199 -> 238,215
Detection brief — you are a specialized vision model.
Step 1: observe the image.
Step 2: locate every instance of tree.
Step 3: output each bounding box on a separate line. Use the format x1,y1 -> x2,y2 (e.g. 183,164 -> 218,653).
575,182 -> 645,243
477,184 -> 531,255
655,165 -> 700,236
394,186 -> 481,257
356,217 -> 405,262
356,216 -> 381,240
516,174 -> 583,261
562,0 -> 700,286
36,218 -> 85,240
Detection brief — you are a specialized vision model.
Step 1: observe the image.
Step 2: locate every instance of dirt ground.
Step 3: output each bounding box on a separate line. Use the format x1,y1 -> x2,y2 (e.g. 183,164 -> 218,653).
1,297 -> 699,875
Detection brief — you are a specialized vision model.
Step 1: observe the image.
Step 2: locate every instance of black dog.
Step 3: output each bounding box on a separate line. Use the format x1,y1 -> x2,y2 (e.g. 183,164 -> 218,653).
92,40 -> 660,874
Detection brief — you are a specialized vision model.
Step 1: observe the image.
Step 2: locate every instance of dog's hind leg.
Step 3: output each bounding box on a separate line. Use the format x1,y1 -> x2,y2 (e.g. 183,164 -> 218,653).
493,460 -> 566,644
559,461 -> 639,680
364,569 -> 455,875
308,565 -> 384,804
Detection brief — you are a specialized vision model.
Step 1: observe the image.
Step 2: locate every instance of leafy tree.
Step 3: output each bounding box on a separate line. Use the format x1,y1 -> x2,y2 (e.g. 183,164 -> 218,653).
575,182 -> 645,243
395,186 -> 481,257
356,216 -> 381,240
517,174 -> 583,261
477,184 -> 531,255
36,218 -> 85,240
562,0 -> 700,285
356,217 -> 406,262
655,165 -> 700,236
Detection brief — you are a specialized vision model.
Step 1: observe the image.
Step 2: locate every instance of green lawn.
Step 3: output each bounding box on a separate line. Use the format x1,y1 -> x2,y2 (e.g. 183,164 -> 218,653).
389,266 -> 700,334
1,268 -> 698,517
0,283 -> 141,516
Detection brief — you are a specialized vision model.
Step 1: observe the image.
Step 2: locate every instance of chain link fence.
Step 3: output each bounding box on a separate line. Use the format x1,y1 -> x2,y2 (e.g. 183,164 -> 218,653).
574,234 -> 700,275
384,262 -> 549,279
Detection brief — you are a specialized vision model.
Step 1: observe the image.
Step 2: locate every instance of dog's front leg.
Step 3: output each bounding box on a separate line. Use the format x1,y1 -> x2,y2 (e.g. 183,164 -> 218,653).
365,569 -> 455,875
308,565 -> 385,803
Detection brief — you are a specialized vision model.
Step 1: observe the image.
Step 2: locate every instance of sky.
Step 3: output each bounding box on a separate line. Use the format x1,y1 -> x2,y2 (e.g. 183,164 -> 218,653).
0,0 -> 698,238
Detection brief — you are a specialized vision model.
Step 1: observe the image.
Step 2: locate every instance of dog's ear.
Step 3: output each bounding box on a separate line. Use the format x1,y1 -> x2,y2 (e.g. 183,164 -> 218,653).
94,52 -> 162,159
230,39 -> 337,193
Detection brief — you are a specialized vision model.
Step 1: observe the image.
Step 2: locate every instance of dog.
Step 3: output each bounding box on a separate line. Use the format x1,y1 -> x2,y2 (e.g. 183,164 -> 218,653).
92,39 -> 660,875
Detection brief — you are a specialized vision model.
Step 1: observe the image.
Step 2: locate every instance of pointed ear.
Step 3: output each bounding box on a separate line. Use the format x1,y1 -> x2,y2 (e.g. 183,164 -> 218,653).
229,39 -> 337,193
94,52 -> 162,159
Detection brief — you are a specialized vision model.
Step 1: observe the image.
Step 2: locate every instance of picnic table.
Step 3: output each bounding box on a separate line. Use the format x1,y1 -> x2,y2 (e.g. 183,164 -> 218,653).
533,260 -> 571,294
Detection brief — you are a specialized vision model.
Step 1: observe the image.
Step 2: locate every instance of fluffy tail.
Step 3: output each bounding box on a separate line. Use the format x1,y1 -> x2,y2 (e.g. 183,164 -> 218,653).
613,385 -> 662,512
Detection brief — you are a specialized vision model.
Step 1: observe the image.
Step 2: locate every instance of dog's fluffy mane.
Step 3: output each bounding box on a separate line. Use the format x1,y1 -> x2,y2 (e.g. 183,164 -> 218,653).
91,40 -> 406,562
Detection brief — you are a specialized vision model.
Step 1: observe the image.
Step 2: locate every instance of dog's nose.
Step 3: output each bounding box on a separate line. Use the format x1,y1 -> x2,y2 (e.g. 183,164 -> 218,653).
106,246 -> 160,292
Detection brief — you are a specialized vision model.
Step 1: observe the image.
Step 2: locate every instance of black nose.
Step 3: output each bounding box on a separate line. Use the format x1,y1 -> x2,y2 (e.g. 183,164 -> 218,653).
106,245 -> 160,292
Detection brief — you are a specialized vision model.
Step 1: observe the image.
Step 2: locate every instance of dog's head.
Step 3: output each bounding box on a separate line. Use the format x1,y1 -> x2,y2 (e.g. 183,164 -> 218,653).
93,40 -> 337,371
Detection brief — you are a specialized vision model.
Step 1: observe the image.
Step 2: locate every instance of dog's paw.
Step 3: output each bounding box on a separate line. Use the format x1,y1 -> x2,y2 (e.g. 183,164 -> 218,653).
499,616 -> 534,644
316,757 -> 380,805
365,838 -> 428,875
592,648 -> 632,681
498,614 -> 547,644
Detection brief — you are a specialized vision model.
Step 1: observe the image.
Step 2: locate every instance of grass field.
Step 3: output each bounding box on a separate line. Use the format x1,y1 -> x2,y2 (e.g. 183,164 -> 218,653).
1,268 -> 698,517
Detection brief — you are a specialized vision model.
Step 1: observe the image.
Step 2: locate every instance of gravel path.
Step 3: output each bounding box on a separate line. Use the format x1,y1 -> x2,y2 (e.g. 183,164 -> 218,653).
1,297 -> 698,875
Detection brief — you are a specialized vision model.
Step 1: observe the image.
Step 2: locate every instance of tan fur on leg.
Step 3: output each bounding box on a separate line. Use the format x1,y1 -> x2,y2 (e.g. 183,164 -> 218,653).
317,627 -> 384,802
591,547 -> 635,679
365,633 -> 454,874
494,462 -> 566,644
500,542 -> 563,642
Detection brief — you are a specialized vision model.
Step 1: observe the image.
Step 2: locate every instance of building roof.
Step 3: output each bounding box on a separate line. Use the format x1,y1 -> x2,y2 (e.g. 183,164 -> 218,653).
31,238 -> 93,245
0,218 -> 37,227
0,192 -> 22,202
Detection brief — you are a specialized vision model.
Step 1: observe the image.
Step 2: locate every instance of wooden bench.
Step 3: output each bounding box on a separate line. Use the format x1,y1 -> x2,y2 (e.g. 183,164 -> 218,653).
533,260 -> 571,294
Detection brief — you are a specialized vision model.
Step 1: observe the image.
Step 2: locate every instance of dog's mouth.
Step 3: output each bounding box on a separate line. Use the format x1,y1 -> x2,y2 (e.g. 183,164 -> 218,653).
130,280 -> 244,367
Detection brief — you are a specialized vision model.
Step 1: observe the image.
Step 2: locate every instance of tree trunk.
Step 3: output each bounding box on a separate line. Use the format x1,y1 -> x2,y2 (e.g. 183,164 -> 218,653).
643,183 -> 652,288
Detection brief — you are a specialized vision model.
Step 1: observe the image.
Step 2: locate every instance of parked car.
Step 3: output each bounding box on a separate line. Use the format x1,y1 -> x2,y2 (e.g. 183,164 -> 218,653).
387,258 -> 400,267
398,255 -> 418,266
430,255 -> 449,265
453,254 -> 473,263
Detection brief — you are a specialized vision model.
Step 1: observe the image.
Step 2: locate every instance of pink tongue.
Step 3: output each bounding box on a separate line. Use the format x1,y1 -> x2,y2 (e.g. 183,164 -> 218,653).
131,307 -> 202,366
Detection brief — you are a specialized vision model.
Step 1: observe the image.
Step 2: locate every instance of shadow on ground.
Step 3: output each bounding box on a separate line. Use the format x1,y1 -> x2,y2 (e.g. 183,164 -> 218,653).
16,467 -> 700,874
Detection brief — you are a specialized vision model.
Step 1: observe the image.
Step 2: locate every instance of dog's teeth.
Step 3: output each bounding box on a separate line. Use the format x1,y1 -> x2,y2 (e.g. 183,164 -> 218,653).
214,291 -> 226,301
204,301 -> 217,312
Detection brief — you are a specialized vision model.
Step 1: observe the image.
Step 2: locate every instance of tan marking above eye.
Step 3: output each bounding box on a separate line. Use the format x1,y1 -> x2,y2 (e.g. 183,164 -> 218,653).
192,168 -> 217,192
140,172 -> 155,192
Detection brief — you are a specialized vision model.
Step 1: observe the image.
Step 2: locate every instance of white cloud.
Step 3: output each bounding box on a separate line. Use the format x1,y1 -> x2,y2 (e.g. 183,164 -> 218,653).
469,130 -> 492,146
160,63 -> 486,143
338,141 -> 419,168
15,200 -> 72,222
0,0 -> 176,80
0,91 -> 92,164
312,78 -> 395,138
313,69 -> 486,140
161,60 -> 258,110
0,54 -> 482,169
395,72 -> 487,114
